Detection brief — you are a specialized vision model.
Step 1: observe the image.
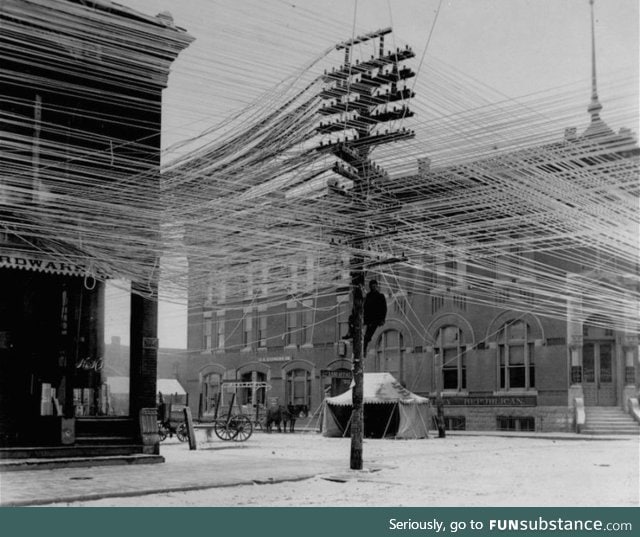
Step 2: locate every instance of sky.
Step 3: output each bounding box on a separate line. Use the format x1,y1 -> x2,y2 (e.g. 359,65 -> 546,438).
103,0 -> 639,349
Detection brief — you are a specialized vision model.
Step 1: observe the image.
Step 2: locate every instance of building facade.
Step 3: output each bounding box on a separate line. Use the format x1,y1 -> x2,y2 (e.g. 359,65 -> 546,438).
183,121 -> 639,433
0,0 -> 191,457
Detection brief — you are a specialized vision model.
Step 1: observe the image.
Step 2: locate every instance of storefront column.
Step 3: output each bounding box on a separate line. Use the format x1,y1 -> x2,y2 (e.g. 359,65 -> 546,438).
129,281 -> 158,421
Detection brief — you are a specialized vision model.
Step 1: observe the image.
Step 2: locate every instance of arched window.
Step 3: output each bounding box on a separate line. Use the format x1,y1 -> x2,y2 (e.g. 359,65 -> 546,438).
435,325 -> 466,391
286,368 -> 311,409
497,320 -> 535,390
375,329 -> 404,381
202,372 -> 222,413
239,370 -> 266,406
330,368 -> 351,397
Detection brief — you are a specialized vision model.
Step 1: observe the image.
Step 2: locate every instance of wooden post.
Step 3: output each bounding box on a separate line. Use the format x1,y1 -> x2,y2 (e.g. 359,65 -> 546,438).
349,266 -> 365,470
183,406 -> 197,450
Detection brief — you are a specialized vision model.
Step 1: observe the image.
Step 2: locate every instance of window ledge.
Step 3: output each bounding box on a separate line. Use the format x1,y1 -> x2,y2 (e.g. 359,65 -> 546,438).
301,343 -> 314,349
284,344 -> 297,350
493,390 -> 538,396
441,390 -> 469,396
240,346 -> 253,353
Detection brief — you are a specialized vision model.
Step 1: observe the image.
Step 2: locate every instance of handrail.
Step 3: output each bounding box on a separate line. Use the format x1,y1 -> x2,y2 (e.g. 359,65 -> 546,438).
628,397 -> 640,425
574,397 -> 585,434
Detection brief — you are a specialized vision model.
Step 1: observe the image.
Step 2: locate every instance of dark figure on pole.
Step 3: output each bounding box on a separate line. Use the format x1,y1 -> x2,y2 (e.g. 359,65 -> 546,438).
363,280 -> 387,355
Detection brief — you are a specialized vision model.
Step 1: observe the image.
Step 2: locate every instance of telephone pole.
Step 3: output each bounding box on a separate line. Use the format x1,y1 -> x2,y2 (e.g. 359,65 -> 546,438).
317,28 -> 415,469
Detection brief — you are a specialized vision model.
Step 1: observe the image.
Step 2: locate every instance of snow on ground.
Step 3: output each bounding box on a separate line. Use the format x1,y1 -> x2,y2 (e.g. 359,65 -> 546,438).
47,431 -> 639,507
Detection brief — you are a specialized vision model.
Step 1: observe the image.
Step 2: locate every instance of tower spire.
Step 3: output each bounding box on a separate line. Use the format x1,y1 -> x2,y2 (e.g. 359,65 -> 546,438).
587,0 -> 602,119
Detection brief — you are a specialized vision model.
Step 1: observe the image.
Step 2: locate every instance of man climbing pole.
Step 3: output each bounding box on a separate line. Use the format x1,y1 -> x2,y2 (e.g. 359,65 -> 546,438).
343,279 -> 388,356
363,279 -> 387,355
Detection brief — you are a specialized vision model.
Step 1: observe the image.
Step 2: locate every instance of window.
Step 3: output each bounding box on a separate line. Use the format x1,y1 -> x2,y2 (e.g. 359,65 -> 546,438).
330,369 -> 351,396
436,326 -> 466,391
239,371 -> 266,406
257,306 -> 267,348
445,416 -> 466,431
497,416 -> 535,431
337,294 -> 350,341
202,373 -> 222,413
215,311 -> 225,350
286,368 -> 311,408
376,329 -> 404,381
242,309 -> 253,349
285,302 -> 297,347
497,320 -> 535,390
203,312 -> 212,350
301,300 -> 313,346
431,294 -> 445,314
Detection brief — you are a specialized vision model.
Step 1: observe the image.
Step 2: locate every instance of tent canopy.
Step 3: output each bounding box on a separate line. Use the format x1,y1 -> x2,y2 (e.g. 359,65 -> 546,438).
325,372 -> 429,406
323,373 -> 431,439
157,378 -> 187,396
106,377 -> 186,396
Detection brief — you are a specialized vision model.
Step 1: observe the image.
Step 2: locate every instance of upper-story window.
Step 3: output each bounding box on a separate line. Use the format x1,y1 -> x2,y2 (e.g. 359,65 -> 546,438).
257,305 -> 268,348
301,300 -> 314,346
215,311 -> 225,350
336,294 -> 350,341
497,320 -> 535,390
285,301 -> 297,347
203,311 -> 212,350
242,308 -> 253,349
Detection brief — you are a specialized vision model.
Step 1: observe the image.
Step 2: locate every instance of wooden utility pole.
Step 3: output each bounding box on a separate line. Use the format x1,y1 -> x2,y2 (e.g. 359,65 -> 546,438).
317,28 -> 415,469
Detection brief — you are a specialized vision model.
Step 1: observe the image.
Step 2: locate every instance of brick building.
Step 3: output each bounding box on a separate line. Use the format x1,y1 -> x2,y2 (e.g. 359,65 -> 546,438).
183,110 -> 639,433
0,0 -> 191,458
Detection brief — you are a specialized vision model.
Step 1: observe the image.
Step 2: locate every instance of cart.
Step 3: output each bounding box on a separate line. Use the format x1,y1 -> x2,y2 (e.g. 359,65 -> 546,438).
209,392 -> 254,442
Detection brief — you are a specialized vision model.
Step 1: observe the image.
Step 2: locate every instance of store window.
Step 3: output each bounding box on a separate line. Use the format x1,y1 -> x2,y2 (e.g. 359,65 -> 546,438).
375,329 -> 404,381
497,320 -> 535,390
435,325 -> 466,391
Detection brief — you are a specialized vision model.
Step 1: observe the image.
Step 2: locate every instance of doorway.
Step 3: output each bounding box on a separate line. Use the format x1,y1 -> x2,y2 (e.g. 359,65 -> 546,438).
582,340 -> 616,406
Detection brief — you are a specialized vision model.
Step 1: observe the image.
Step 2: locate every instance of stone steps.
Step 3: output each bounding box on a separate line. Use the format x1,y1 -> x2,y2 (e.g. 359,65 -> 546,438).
582,407 -> 640,435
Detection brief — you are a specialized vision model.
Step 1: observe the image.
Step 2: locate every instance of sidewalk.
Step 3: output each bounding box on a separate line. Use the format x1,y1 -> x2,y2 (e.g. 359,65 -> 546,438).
1,429 -> 637,507
1,430 -> 351,507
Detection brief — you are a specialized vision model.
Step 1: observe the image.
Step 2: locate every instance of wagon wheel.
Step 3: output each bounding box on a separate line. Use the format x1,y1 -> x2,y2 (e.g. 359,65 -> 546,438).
214,415 -> 238,441
158,423 -> 168,442
231,415 -> 253,442
176,422 -> 189,442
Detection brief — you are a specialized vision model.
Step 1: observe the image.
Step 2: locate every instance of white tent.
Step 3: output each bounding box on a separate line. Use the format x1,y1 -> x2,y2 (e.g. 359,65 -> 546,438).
157,378 -> 187,396
322,372 -> 431,439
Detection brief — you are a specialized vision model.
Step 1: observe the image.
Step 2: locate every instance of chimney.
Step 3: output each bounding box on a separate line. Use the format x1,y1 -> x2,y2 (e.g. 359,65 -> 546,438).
564,127 -> 577,141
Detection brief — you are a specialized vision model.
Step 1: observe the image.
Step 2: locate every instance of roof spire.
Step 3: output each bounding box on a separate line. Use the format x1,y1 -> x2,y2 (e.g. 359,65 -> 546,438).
587,0 -> 602,119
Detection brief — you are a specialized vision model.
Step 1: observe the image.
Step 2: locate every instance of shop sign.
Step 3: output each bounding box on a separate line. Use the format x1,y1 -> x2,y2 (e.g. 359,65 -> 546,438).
321,369 -> 352,379
0,251 -> 107,277
442,395 -> 537,407
258,356 -> 292,363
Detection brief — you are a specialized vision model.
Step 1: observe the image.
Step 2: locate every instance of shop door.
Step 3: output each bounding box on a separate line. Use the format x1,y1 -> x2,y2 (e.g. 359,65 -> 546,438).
582,342 -> 616,406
